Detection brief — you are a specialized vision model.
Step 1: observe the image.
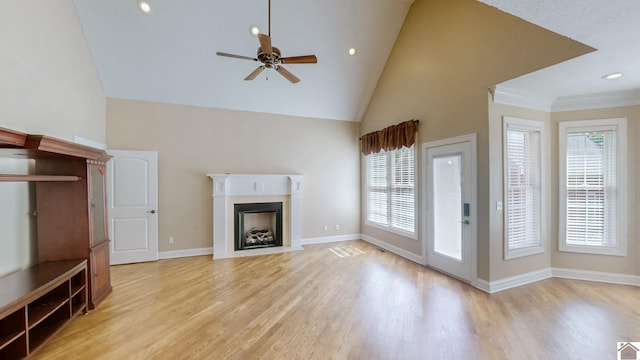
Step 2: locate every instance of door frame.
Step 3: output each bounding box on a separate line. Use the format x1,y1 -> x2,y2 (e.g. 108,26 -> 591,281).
421,134 -> 477,287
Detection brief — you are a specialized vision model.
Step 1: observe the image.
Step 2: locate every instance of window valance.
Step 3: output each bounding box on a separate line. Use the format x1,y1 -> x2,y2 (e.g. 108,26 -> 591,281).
360,119 -> 419,155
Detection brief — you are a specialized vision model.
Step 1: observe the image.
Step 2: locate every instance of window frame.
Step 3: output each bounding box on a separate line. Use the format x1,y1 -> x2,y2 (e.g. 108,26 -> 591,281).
558,118 -> 627,256
503,117 -> 545,260
365,145 -> 417,239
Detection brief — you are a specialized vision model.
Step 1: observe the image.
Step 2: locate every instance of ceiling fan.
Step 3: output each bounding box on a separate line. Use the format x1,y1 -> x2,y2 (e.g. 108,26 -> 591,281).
216,0 -> 317,84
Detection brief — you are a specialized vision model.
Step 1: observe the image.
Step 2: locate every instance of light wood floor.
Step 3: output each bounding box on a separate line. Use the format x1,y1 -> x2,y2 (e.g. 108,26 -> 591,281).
31,240 -> 639,360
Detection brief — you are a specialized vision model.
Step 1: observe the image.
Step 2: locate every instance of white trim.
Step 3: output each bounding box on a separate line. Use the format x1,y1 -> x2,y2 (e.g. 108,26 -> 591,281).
491,85 -> 555,112
491,86 -> 640,112
158,247 -> 213,260
301,234 -> 361,245
360,234 -> 424,264
476,268 -> 553,293
206,174 -> 303,259
503,117 -> 545,260
475,279 -> 491,293
558,118 -> 627,256
421,134 -> 478,288
552,267 -> 640,287
476,267 -> 640,294
552,89 -> 640,112
364,145 -> 417,240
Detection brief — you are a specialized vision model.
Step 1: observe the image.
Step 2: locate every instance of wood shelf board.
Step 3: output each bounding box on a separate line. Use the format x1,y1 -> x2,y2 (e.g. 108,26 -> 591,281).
0,330 -> 25,351
70,284 -> 86,298
0,128 -> 27,147
28,318 -> 67,352
27,299 -> 69,328
71,303 -> 87,317
0,260 -> 87,315
0,174 -> 81,182
25,135 -> 110,162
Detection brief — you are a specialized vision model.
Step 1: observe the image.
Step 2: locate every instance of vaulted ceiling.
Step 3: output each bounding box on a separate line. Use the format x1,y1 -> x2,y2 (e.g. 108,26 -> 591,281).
73,0 -> 640,121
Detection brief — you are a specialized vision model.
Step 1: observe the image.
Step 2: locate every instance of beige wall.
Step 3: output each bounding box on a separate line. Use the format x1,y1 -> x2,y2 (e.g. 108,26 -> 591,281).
106,99 -> 360,252
488,97 -> 552,280
0,1 -> 105,142
0,1 -> 105,277
551,106 -> 639,276
359,0 -> 592,281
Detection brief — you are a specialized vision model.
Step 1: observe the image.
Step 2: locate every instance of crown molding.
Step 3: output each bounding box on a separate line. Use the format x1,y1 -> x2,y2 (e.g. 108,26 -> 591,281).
492,86 -> 640,112
490,85 -> 555,112
551,89 -> 640,112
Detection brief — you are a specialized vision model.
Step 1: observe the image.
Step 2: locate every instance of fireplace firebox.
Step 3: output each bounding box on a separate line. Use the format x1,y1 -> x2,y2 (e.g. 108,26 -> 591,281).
234,202 -> 283,251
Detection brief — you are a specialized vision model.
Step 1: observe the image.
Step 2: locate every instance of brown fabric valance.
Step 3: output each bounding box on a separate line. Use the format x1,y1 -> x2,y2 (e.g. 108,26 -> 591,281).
360,119 -> 419,155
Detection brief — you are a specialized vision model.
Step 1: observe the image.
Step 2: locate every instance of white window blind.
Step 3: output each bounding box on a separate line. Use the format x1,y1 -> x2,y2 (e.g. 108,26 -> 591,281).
565,130 -> 616,246
366,145 -> 415,235
559,118 -> 627,256
503,118 -> 543,259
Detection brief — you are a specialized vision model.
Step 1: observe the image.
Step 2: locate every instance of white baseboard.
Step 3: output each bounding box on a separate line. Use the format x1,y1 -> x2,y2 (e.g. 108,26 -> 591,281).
301,234 -> 361,245
552,267 -> 640,287
159,247 -> 213,260
476,268 -> 553,293
477,267 -> 640,294
360,234 -> 424,264
475,279 -> 491,293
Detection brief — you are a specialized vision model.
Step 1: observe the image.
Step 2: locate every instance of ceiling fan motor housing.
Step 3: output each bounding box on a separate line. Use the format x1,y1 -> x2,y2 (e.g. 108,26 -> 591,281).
257,46 -> 281,68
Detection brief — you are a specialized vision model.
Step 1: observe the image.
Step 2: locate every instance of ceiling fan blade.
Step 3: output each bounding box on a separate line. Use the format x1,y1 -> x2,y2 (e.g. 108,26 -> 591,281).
276,66 -> 300,84
258,34 -> 272,56
216,52 -> 257,61
280,55 -> 318,64
244,66 -> 265,81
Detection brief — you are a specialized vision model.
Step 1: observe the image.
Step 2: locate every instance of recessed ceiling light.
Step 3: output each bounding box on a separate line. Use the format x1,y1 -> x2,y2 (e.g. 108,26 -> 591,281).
348,48 -> 356,56
250,25 -> 260,36
602,72 -> 623,80
138,1 -> 151,13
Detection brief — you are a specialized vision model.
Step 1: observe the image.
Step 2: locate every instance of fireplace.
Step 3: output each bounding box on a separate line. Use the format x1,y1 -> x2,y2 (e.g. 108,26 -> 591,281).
235,202 -> 283,250
207,174 -> 303,259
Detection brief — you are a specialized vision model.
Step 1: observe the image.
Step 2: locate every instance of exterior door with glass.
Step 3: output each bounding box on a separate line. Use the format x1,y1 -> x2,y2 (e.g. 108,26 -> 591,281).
423,134 -> 476,283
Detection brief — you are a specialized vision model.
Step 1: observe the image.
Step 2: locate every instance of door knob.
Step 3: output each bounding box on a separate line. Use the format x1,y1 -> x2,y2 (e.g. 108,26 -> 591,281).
459,219 -> 470,225
148,209 -> 156,214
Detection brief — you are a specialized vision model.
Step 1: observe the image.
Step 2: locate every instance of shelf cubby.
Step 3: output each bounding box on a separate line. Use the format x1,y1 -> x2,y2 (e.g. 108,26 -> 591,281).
0,260 -> 87,359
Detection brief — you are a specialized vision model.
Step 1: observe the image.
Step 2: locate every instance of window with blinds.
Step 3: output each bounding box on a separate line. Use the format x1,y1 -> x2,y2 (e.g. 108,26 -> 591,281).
503,117 -> 544,259
559,118 -> 627,256
366,145 -> 416,237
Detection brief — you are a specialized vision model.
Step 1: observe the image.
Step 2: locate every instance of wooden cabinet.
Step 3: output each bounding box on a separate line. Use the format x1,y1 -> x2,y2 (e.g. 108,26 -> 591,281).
0,260 -> 87,359
89,240 -> 111,305
0,127 -> 112,310
89,163 -> 108,248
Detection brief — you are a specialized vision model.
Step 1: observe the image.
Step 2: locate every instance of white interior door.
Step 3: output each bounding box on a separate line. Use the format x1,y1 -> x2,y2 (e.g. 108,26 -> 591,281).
107,150 -> 158,265
423,134 -> 477,284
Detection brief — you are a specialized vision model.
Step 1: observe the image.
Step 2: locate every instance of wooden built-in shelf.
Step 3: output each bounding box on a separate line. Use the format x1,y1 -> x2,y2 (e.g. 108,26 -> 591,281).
0,174 -> 81,182
28,298 -> 69,329
0,331 -> 25,351
0,125 -> 112,358
0,129 -> 109,162
0,260 -> 87,359
0,128 -> 27,147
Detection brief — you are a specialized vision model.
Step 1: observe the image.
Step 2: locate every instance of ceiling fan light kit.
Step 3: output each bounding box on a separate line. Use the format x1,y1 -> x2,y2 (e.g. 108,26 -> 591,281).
216,0 -> 317,84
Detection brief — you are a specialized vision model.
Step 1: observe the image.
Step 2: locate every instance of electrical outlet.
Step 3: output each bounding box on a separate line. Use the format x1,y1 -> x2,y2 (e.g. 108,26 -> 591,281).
323,225 -> 328,232
168,236 -> 174,244
335,224 -> 340,231
496,201 -> 503,211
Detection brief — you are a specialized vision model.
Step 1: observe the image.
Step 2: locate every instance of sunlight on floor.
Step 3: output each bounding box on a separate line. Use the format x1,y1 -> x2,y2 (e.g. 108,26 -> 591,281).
328,245 -> 366,258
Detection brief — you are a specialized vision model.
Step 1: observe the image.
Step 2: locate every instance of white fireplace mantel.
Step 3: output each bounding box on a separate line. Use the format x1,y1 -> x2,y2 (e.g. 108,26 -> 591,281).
207,174 -> 303,259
